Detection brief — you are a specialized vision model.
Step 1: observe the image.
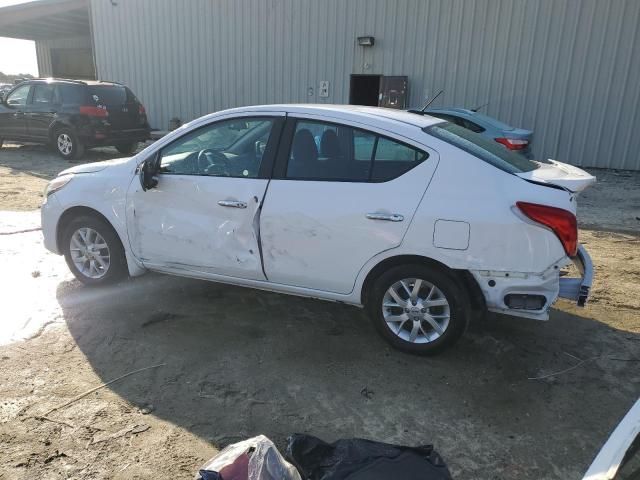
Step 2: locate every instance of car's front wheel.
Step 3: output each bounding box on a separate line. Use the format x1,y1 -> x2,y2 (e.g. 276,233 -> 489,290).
367,264 -> 469,355
115,142 -> 138,155
62,215 -> 128,285
54,129 -> 85,160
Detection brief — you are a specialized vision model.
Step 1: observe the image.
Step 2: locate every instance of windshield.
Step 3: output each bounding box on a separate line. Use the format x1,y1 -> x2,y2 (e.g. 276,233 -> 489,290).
425,122 -> 538,174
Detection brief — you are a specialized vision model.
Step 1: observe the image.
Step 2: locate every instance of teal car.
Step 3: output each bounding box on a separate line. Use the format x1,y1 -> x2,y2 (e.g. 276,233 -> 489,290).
410,106 -> 533,157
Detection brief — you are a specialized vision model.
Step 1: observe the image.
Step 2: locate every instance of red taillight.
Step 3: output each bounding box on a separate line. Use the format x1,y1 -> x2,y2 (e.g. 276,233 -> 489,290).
516,202 -> 578,256
80,105 -> 108,118
495,137 -> 529,150
138,104 -> 146,115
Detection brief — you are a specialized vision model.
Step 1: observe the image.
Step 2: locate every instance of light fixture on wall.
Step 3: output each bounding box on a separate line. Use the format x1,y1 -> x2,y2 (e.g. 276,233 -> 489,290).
357,36 -> 375,47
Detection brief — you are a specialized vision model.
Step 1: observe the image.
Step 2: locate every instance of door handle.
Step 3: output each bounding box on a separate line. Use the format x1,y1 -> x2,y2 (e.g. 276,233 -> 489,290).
366,213 -> 404,222
218,200 -> 247,209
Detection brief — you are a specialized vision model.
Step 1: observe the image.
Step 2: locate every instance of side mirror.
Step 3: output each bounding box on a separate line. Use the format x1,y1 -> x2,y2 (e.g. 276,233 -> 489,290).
139,155 -> 160,191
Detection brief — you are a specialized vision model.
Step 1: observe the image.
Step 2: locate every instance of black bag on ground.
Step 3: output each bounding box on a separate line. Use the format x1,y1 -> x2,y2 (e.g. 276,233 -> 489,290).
285,434 -> 452,480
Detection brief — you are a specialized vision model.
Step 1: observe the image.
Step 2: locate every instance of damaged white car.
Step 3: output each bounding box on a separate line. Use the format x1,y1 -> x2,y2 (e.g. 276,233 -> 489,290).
41,105 -> 595,354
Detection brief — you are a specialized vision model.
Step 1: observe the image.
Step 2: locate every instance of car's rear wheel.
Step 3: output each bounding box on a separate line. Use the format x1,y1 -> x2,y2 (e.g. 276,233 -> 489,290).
54,129 -> 85,160
62,215 -> 128,285
115,142 -> 138,155
367,264 -> 469,355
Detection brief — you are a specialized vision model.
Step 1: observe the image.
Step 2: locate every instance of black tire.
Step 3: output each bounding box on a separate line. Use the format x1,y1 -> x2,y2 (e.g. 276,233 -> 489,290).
366,264 -> 469,355
115,142 -> 138,155
53,128 -> 85,160
61,214 -> 128,286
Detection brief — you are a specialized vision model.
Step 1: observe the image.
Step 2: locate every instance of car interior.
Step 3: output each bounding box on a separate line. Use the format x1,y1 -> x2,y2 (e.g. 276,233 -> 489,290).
286,120 -> 428,182
159,119 -> 274,178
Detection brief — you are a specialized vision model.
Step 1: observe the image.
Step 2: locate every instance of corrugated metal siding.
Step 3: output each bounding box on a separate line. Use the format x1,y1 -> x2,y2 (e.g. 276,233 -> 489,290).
90,0 -> 640,170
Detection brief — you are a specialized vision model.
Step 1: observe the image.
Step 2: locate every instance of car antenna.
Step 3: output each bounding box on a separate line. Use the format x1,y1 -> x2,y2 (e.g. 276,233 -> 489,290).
420,89 -> 444,112
471,101 -> 489,112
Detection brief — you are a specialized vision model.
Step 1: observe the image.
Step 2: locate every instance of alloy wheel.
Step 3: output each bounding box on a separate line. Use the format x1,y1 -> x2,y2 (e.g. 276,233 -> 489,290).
382,278 -> 451,343
57,133 -> 73,156
69,227 -> 111,279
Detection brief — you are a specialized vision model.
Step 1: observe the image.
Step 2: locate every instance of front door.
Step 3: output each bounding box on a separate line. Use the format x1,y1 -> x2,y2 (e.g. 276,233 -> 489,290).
260,116 -> 439,294
0,84 -> 31,139
127,114 -> 284,280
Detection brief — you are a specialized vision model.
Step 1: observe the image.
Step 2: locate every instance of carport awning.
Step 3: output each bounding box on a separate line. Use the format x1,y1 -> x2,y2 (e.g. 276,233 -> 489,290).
0,0 -> 89,41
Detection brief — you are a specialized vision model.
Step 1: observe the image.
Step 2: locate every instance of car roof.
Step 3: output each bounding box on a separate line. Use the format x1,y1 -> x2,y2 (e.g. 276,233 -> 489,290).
24,78 -> 124,87
212,104 -> 445,130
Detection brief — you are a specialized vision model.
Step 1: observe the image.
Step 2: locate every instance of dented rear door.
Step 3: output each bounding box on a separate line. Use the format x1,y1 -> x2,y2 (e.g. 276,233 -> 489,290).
126,114 -> 284,280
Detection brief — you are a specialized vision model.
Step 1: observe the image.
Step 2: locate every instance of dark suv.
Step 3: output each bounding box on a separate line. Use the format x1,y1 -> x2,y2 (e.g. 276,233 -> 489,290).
0,79 -> 150,159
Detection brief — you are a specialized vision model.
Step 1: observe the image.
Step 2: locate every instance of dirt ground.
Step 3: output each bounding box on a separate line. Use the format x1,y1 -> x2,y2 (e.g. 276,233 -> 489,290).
0,143 -> 638,479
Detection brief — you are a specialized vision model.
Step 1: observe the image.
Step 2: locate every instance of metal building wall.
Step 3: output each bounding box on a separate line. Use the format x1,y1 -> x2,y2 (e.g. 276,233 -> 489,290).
90,0 -> 640,170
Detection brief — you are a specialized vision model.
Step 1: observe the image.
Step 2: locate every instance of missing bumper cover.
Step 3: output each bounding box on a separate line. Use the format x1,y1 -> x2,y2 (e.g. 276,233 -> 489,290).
504,294 -> 547,310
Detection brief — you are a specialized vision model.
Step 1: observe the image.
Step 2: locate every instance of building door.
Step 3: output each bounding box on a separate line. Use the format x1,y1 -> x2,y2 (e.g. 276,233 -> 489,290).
349,75 -> 381,106
379,76 -> 408,109
51,48 -> 96,80
349,75 -> 408,109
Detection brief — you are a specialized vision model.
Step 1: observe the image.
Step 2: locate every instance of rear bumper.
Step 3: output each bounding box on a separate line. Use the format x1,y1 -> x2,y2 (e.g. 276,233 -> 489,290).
81,127 -> 150,147
472,243 -> 593,320
558,244 -> 593,307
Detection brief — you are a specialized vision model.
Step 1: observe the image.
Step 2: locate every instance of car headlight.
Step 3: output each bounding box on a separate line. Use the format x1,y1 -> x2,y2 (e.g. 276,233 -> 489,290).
45,174 -> 74,197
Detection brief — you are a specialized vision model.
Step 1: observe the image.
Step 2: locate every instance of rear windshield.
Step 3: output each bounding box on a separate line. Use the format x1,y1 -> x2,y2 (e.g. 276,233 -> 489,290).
88,85 -> 134,106
425,122 -> 537,174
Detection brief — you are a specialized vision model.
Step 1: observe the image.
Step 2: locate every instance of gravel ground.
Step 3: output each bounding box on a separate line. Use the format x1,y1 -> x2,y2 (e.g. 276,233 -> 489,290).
0,143 -> 638,479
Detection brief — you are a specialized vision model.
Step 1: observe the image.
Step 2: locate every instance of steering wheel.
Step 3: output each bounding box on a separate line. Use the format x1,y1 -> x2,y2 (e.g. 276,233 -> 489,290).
197,148 -> 229,174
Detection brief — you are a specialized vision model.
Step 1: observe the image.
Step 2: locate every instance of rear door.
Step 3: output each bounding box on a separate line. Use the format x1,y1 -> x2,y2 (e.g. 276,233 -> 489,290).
260,115 -> 439,294
26,83 -> 59,140
0,84 -> 31,139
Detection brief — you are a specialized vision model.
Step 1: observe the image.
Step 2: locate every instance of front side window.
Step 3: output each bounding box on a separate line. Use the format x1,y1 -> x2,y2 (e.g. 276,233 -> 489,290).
32,84 -> 55,105
159,118 -> 275,178
286,119 -> 428,182
426,122 -> 537,174
6,84 -> 30,106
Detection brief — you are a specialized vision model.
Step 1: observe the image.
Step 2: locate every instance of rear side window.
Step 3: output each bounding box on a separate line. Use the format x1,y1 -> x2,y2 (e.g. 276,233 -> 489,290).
371,137 -> 427,181
58,84 -> 86,104
426,122 -> 536,173
32,84 -> 55,105
286,119 -> 428,182
88,85 -> 133,106
430,113 -> 485,133
459,118 -> 485,133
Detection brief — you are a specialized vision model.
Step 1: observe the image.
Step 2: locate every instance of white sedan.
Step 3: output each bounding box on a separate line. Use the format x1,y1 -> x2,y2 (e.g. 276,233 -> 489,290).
41,105 -> 595,354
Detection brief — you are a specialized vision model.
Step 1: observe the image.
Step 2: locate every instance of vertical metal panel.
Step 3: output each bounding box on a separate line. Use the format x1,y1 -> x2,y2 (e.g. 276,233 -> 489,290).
90,0 -> 640,170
